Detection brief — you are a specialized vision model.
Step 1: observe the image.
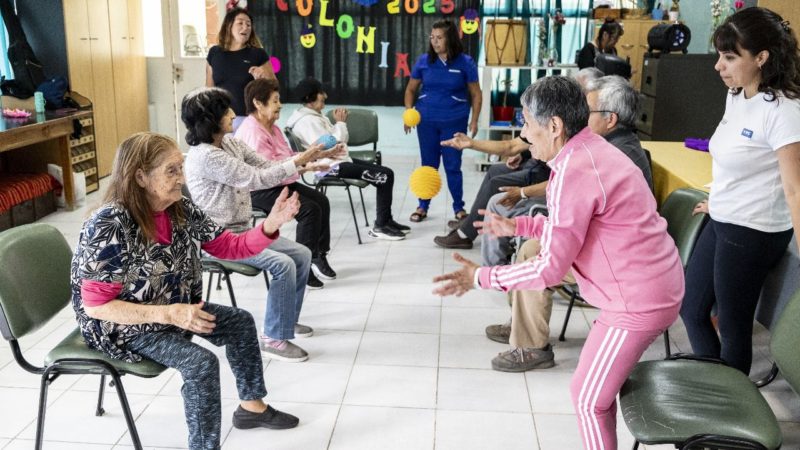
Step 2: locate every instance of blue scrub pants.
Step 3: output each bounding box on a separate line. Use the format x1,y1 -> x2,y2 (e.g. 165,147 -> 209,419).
416,117 -> 467,213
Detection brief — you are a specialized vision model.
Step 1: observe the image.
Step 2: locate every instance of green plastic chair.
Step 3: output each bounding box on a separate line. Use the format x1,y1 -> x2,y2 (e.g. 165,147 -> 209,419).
619,287 -> 800,450
0,223 -> 165,450
325,107 -> 382,165
557,188 -> 708,357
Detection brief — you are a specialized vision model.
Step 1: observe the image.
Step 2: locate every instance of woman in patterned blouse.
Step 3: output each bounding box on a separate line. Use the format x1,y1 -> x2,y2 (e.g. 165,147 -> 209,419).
71,132 -> 302,449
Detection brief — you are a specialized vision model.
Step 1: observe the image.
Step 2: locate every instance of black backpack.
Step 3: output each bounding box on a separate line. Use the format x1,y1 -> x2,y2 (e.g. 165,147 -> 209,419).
0,0 -> 46,98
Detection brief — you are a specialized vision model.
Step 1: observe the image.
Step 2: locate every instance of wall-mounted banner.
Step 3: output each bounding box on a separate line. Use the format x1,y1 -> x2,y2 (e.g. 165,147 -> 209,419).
250,0 -> 482,105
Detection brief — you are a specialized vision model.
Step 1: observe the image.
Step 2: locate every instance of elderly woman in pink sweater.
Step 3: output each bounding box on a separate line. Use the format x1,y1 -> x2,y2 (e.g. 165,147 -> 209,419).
434,76 -> 684,450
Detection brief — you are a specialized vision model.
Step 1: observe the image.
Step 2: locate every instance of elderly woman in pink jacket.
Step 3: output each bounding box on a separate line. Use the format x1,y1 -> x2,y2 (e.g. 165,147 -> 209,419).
434,76 -> 684,450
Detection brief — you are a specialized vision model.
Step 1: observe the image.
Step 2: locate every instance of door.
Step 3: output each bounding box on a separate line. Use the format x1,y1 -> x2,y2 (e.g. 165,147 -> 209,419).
146,0 -> 217,150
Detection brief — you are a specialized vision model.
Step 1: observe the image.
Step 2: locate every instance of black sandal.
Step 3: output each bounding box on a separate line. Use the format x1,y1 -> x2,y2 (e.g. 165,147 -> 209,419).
409,208 -> 428,222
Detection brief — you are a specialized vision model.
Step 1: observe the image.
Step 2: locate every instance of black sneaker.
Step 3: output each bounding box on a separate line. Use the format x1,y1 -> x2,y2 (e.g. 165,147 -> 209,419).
232,405 -> 299,430
388,219 -> 411,235
307,270 -> 324,290
311,254 -> 337,280
369,225 -> 406,241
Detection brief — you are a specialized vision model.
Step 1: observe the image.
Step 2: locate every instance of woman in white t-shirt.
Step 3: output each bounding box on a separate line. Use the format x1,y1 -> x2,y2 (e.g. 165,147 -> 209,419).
680,7 -> 800,375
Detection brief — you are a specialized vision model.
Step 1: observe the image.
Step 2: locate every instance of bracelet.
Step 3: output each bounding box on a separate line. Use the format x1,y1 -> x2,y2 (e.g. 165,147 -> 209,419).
520,187 -> 528,199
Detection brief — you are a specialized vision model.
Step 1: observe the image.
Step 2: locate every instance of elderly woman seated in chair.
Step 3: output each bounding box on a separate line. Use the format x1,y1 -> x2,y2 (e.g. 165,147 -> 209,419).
182,87 -> 338,362
282,77 -> 410,240
72,132 -> 301,450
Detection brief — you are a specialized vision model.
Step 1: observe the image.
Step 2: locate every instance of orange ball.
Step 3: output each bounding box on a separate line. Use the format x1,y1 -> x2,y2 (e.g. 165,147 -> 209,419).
403,108 -> 421,127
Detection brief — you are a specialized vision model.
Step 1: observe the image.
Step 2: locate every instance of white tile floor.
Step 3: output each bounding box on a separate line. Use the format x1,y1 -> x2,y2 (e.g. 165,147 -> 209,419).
1,106 -> 799,449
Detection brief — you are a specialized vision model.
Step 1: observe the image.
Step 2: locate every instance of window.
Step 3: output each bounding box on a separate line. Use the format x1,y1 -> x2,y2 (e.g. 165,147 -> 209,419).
142,0 -> 165,57
0,20 -> 11,79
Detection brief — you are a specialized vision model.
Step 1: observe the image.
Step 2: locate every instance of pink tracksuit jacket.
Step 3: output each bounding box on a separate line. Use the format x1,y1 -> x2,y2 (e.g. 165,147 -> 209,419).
477,127 -> 684,318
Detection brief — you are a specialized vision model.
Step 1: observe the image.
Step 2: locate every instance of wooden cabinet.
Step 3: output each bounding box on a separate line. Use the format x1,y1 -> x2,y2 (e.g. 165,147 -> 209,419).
63,0 -> 148,178
759,0 -> 800,28
594,19 -> 666,90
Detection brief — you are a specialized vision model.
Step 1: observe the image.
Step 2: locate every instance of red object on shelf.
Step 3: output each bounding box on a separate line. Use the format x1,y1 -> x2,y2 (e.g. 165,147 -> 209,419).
492,106 -> 515,122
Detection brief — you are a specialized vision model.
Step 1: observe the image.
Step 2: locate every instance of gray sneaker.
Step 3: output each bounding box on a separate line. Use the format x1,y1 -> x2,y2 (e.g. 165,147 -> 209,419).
491,345 -> 555,372
294,323 -> 313,338
485,319 -> 511,344
260,339 -> 309,362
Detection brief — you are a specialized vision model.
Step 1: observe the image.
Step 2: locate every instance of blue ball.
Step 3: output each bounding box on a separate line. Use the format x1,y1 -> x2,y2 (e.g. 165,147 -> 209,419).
314,134 -> 337,150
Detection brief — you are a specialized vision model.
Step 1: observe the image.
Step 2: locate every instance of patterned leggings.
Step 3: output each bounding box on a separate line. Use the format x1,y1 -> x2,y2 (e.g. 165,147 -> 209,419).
126,303 -> 267,450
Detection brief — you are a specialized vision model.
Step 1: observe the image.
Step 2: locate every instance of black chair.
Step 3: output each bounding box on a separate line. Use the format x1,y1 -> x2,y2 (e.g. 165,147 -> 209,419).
284,126 -> 370,244
0,223 -> 166,450
325,107 -> 382,165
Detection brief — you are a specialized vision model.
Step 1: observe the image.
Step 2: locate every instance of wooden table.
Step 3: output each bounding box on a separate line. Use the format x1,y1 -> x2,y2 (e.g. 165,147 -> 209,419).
642,140 -> 712,205
0,110 -> 90,210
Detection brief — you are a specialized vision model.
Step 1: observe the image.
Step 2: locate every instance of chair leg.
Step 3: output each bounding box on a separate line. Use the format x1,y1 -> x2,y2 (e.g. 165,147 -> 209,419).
632,441 -> 640,450
223,270 -> 238,308
345,186 -> 363,244
559,291 -> 578,342
755,362 -> 780,388
663,329 -> 672,357
35,369 -> 55,450
95,374 -> 107,416
109,371 -> 144,450
216,273 -> 224,290
358,187 -> 369,226
263,272 -> 270,290
205,272 -> 214,303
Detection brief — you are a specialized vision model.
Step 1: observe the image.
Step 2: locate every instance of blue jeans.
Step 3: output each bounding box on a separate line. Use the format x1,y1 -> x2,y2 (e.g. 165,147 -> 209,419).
238,236 -> 311,340
416,117 -> 467,213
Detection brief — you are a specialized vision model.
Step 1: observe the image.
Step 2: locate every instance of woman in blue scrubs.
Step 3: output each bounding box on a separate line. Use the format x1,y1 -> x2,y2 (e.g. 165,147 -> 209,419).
404,19 -> 482,222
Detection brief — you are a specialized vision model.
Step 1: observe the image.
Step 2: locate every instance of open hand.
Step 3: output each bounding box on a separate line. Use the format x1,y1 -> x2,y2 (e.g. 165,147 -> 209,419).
262,187 -> 300,234
440,132 -> 473,150
333,108 -> 349,123
320,143 -> 347,160
295,143 -> 324,166
433,253 -> 479,297
474,209 -> 517,238
168,302 -> 216,334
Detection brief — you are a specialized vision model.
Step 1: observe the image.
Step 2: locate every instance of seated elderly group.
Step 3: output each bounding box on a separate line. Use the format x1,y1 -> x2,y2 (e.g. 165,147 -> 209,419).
70,72 -> 661,450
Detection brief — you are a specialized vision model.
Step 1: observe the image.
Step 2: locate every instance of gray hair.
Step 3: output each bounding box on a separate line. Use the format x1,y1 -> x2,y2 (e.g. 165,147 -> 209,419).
520,76 -> 589,139
585,75 -> 640,129
574,67 -> 604,89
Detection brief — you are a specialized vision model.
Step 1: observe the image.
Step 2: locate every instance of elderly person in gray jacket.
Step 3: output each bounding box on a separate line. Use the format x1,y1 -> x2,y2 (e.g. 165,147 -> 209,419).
183,87 -> 334,362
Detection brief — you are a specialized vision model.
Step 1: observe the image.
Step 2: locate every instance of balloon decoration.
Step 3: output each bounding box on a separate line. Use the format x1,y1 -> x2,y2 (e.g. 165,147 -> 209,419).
402,108 -> 421,127
314,134 -> 337,149
269,56 -> 281,74
409,166 -> 442,200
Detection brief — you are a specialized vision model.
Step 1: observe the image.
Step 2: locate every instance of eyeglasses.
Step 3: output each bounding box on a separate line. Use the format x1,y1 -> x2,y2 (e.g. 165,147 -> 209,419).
589,110 -> 614,114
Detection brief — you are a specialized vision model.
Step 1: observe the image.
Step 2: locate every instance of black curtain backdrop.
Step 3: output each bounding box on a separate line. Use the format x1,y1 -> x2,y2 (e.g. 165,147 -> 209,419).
250,0 -> 480,105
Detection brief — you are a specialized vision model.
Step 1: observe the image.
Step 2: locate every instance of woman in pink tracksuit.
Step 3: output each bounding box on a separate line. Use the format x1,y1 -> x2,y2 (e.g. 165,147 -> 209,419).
434,76 -> 684,450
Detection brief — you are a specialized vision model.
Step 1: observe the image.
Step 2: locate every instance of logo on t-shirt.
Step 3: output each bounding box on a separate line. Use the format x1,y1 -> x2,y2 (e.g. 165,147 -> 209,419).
243,60 -> 251,63
741,128 -> 754,139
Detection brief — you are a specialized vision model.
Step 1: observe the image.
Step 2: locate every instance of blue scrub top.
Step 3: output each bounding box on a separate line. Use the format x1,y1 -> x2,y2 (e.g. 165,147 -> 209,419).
411,53 -> 479,122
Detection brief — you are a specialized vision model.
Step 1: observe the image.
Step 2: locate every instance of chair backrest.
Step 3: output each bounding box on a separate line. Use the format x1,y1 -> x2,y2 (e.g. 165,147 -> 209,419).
0,223 -> 73,341
660,187 -> 709,268
771,287 -> 800,395
284,127 -> 305,152
326,108 -> 378,149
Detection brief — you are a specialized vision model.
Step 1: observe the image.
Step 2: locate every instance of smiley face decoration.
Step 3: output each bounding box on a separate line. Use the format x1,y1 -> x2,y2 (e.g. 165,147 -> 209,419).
460,8 -> 480,36
300,24 -> 316,49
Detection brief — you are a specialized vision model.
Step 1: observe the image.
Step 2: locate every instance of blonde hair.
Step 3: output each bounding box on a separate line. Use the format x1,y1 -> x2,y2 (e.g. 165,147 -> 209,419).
103,132 -> 186,242
218,8 -> 263,51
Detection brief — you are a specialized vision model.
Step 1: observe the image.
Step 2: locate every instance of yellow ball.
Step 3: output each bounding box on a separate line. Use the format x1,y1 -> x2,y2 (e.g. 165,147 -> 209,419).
409,165 -> 441,200
403,108 -> 421,127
